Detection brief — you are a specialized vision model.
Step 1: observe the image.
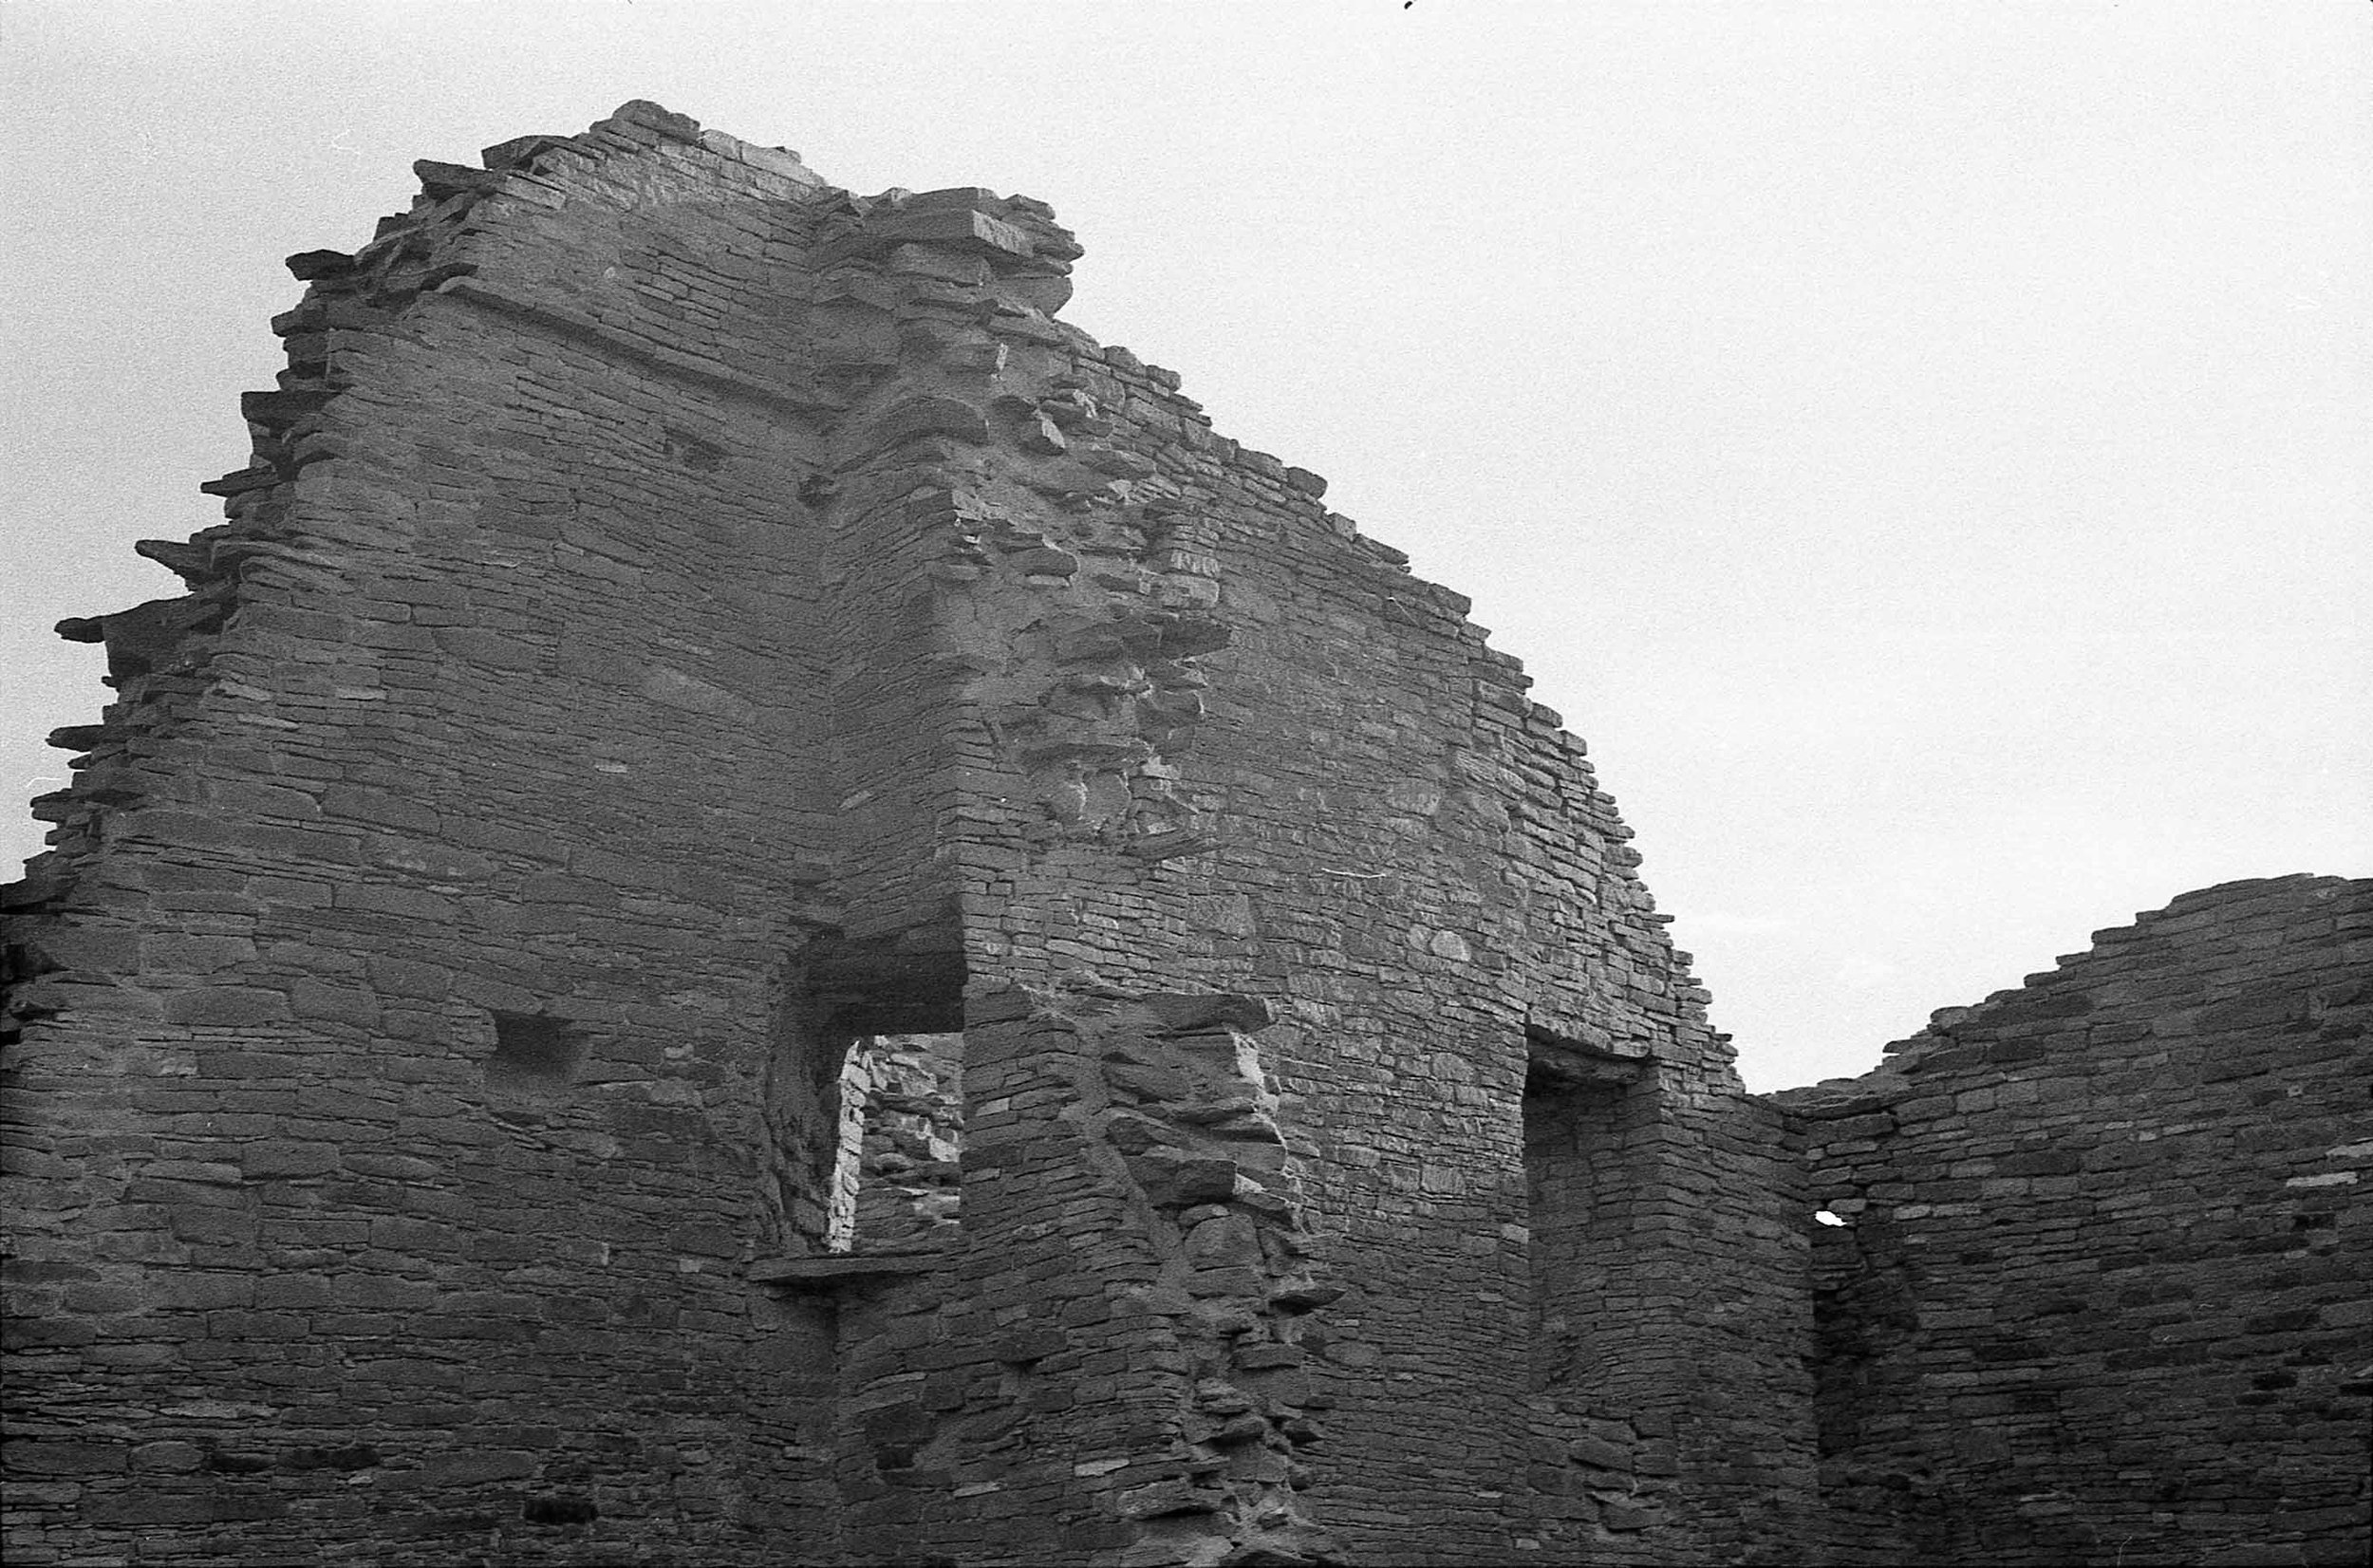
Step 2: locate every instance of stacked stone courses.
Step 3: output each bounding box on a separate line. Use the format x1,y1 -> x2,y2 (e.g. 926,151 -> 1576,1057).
1778,873 -> 2371,1567
2,103 -> 2364,1566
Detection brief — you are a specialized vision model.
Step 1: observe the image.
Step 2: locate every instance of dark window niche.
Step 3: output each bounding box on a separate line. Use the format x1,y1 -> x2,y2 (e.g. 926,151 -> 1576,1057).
1523,1029 -> 1650,1394
522,1494 -> 600,1525
487,1012 -> 584,1097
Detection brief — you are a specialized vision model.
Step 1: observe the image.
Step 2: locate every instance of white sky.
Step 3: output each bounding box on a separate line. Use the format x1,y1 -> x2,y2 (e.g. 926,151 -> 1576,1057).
4,2 -> 2366,1091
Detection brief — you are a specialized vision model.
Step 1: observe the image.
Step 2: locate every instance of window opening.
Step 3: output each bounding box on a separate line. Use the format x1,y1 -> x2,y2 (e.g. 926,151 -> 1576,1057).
763,937 -> 965,1259
487,1011 -> 583,1098
826,1031 -> 964,1253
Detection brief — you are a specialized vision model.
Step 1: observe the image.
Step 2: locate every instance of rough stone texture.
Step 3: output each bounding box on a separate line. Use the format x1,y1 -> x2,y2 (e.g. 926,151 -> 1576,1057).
2,102 -> 2364,1567
830,1032 -> 964,1254
1778,874 -> 2373,1568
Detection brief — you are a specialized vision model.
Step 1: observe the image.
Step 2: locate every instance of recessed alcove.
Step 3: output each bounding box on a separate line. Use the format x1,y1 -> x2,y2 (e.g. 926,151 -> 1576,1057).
1523,1028 -> 1649,1393
486,1011 -> 585,1097
763,935 -> 966,1259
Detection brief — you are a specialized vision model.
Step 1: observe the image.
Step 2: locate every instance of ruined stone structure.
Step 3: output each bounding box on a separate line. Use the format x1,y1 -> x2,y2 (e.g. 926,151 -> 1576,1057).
3,103 -> 2365,1567
1786,877 -> 2370,1567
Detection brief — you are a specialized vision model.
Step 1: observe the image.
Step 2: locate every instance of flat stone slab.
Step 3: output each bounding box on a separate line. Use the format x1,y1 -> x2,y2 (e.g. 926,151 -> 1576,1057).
748,1253 -> 949,1288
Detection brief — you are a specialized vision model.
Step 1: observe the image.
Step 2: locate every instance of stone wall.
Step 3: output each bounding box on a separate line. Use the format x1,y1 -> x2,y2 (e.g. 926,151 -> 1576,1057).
2,102 -> 1814,1565
2,99 -> 2360,1568
1780,875 -> 2372,1567
4,105 -> 855,1567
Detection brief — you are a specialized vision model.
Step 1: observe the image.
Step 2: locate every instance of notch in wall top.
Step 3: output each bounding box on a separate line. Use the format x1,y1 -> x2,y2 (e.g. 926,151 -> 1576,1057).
481,132 -> 574,172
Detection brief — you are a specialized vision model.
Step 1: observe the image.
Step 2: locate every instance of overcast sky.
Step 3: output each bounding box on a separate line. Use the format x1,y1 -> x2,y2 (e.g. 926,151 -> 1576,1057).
4,2 -> 2366,1091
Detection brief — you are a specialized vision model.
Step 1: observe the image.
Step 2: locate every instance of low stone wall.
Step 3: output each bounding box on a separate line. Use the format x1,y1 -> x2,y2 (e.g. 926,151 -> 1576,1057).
1778,875 -> 2373,1567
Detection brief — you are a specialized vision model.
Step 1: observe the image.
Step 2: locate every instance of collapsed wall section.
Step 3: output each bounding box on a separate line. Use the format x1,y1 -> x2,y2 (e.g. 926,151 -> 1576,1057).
1780,875 -> 2373,1567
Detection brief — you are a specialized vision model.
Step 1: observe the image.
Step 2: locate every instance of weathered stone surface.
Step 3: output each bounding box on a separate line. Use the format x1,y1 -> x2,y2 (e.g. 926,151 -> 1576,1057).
1776,872 -> 2372,1568
2,99 -> 2364,1568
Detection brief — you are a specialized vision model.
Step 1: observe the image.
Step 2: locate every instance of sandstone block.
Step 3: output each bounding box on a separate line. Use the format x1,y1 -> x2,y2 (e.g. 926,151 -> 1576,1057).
161,987 -> 291,1027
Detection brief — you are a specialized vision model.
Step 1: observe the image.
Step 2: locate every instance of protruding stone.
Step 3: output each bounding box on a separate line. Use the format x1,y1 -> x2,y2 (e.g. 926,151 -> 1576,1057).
413,159 -> 497,199
868,394 -> 990,450
283,249 -> 354,281
865,205 -> 1036,260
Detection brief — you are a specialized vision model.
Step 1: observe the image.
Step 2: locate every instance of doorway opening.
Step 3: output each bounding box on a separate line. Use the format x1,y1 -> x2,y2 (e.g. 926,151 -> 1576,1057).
1523,1028 -> 1648,1392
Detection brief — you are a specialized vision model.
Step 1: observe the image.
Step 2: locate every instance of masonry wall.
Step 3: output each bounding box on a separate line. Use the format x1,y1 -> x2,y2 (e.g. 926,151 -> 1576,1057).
11,98 -> 2363,1568
3,102 -> 1817,1567
1780,875 -> 2373,1568
930,284 -> 1818,1562
3,109 -> 852,1566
